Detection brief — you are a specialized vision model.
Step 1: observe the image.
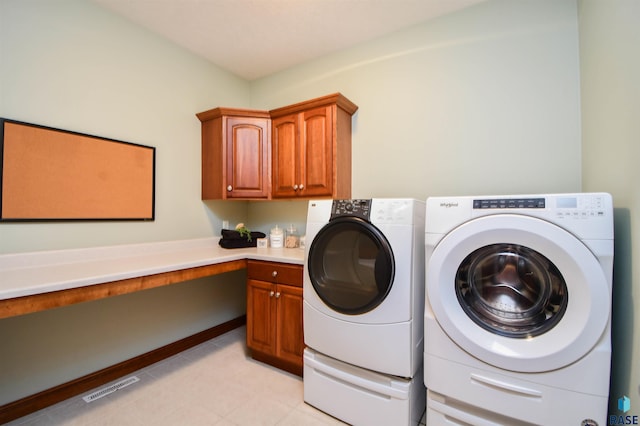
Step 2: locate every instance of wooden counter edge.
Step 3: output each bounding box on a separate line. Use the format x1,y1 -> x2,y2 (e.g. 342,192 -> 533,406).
0,259 -> 248,319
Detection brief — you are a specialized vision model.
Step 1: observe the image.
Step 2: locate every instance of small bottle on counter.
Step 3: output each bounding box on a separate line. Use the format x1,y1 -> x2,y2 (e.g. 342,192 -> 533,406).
285,224 -> 299,248
270,225 -> 284,248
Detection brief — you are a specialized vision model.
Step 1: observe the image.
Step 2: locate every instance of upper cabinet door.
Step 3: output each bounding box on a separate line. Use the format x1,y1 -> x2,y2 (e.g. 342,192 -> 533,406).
299,106 -> 333,198
271,113 -> 301,198
226,117 -> 271,199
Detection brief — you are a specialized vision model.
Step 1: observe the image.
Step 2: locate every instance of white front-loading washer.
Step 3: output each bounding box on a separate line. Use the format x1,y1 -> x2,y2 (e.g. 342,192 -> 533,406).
303,199 -> 426,425
424,193 -> 614,426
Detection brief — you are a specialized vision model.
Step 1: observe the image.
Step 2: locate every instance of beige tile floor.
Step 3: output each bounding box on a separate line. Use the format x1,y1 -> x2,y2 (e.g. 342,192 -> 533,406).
7,326 -> 427,425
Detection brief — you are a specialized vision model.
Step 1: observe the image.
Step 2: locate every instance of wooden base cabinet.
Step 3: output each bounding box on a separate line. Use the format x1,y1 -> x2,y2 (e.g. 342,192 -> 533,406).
246,260 -> 304,376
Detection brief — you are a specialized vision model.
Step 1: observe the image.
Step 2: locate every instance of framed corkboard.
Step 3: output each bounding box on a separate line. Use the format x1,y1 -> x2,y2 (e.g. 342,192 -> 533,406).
0,118 -> 155,221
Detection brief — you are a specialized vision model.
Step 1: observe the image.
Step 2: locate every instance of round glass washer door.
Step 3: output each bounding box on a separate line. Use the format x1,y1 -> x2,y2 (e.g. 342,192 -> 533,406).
456,243 -> 568,339
307,216 -> 395,315
427,214 -> 610,373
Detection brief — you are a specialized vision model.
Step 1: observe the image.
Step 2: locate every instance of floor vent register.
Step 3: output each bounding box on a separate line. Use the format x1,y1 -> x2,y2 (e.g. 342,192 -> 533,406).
82,376 -> 140,403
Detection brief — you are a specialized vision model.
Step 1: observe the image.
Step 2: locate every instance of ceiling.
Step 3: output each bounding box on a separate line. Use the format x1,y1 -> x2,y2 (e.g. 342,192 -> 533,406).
93,0 -> 486,80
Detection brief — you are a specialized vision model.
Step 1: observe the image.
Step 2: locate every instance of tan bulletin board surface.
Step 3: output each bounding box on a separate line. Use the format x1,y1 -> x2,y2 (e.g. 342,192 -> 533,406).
1,119 -> 155,221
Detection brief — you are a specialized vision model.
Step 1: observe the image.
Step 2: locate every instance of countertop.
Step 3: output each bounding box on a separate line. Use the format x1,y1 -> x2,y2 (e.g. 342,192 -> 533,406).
0,237 -> 305,301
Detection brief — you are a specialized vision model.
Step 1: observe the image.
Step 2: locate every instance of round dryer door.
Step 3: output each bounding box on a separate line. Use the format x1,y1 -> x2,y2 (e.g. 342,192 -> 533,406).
427,214 -> 610,373
307,216 -> 395,315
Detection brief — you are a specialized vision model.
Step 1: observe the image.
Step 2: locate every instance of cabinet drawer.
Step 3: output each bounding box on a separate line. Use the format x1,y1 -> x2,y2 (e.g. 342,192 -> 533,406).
247,260 -> 303,287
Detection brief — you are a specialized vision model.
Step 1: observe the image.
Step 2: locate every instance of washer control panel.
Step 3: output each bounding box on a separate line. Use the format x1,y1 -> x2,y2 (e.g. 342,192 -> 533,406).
472,195 -> 608,220
331,199 -> 371,221
473,198 -> 545,209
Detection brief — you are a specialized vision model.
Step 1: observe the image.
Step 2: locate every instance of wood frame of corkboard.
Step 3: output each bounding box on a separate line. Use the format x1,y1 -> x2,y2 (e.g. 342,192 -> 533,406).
0,118 -> 155,221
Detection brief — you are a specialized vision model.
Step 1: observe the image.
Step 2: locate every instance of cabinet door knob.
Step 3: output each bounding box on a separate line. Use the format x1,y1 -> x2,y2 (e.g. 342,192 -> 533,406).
293,184 -> 298,190
227,185 -> 233,191
275,292 -> 281,298
272,270 -> 278,277
299,184 -> 304,190
270,291 -> 275,297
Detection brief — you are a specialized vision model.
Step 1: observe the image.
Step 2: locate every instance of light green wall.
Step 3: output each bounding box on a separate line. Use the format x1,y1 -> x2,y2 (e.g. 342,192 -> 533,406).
250,0 -> 582,199
578,0 -> 640,415
247,0 -> 583,232
0,0 -> 250,405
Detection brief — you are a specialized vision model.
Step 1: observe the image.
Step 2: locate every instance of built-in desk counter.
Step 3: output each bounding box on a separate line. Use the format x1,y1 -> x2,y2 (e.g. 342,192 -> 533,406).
0,238 -> 304,319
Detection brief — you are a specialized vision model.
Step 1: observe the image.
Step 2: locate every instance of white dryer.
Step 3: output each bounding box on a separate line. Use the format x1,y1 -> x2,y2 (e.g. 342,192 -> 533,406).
424,193 -> 614,426
303,198 -> 426,425
304,198 -> 425,377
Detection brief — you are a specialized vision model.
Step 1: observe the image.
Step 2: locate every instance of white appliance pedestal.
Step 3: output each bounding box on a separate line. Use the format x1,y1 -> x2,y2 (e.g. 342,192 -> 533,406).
304,348 -> 425,426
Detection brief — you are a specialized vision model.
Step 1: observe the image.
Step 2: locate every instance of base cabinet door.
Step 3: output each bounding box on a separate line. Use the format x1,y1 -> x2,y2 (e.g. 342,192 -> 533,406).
246,261 -> 304,375
246,279 -> 277,355
275,284 -> 304,366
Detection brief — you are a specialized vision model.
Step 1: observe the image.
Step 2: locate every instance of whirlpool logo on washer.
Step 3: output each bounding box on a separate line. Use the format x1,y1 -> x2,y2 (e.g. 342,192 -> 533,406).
439,202 -> 459,208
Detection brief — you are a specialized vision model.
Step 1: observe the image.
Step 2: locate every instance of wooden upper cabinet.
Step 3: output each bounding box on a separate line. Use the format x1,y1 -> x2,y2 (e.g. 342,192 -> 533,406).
270,93 -> 358,199
197,108 -> 271,200
197,93 -> 357,200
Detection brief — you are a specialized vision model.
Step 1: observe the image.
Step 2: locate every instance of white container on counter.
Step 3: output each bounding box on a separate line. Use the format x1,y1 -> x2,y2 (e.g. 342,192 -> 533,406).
270,225 -> 284,248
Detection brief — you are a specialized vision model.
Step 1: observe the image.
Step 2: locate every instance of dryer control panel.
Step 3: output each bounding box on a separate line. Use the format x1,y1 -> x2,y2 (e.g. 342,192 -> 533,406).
330,199 -> 371,221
